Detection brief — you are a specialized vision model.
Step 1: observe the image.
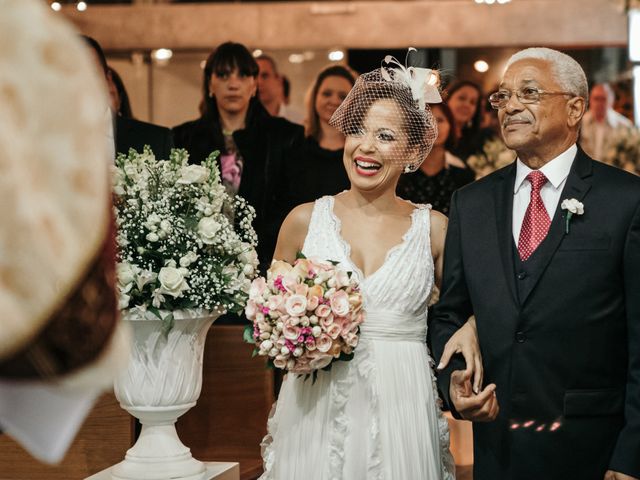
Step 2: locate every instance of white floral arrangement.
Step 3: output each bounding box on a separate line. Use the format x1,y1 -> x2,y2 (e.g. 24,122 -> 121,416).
467,138 -> 516,179
113,147 -> 259,331
602,127 -> 640,175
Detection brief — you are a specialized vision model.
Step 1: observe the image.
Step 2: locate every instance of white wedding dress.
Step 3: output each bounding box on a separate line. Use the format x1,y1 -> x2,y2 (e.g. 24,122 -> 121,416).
260,196 -> 455,480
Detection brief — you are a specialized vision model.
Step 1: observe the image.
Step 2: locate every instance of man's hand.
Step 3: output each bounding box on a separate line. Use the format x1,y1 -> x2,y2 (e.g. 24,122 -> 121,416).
604,471 -> 639,480
450,369 -> 499,422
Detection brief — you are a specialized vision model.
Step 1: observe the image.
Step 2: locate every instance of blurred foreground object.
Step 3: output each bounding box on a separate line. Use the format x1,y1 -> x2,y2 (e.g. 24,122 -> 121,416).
0,0 -> 129,464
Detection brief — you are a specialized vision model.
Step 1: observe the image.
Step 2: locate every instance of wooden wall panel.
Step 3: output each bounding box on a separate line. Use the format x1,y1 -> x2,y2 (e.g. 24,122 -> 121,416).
0,393 -> 132,480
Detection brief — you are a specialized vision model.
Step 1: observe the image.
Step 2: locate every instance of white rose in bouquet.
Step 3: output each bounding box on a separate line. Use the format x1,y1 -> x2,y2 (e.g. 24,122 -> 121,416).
198,216 -> 222,245
177,165 -> 210,185
158,266 -> 190,298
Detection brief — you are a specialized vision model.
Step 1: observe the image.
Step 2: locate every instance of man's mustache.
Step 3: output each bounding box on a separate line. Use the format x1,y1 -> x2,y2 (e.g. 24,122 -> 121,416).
502,115 -> 533,127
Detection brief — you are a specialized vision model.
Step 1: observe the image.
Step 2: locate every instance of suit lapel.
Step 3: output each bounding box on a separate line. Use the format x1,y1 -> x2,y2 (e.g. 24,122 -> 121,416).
493,162 -> 519,306
519,148 -> 593,304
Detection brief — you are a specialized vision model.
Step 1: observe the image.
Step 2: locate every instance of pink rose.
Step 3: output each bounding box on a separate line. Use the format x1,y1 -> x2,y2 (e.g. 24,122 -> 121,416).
281,274 -> 300,293
273,355 -> 287,370
283,323 -> 301,341
330,290 -> 350,317
319,314 -> 334,328
305,336 -> 317,351
334,270 -> 351,288
245,299 -> 257,319
267,294 -> 284,312
315,304 -> 332,318
285,294 -> 307,317
308,351 -> 333,370
326,323 -> 341,340
307,296 -> 320,311
249,277 -> 267,300
346,332 -> 359,348
295,283 -> 309,296
316,334 -> 333,353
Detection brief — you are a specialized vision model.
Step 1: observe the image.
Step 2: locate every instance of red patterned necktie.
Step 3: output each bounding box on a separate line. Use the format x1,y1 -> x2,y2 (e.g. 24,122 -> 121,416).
518,171 -> 550,261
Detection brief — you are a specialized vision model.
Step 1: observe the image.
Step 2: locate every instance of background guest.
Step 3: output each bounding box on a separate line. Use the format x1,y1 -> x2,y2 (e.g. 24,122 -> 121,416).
82,36 -> 173,160
398,102 -> 475,216
107,66 -> 133,119
173,42 -> 304,272
256,54 -> 303,124
580,82 -> 633,160
280,64 -> 357,210
446,79 -> 495,161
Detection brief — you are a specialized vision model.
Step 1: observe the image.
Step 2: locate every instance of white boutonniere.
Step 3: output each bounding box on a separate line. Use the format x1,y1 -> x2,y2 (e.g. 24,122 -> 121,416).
560,198 -> 584,234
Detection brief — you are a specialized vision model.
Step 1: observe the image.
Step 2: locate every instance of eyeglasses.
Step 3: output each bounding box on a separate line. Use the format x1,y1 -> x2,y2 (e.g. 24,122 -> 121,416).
488,87 -> 576,109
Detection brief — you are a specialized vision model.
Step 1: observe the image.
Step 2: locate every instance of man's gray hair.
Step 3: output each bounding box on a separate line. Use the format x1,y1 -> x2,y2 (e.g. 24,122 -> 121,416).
506,47 -> 588,100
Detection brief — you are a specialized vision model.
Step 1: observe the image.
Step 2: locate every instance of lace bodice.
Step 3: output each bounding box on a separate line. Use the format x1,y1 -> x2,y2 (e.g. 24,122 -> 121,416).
302,196 -> 434,319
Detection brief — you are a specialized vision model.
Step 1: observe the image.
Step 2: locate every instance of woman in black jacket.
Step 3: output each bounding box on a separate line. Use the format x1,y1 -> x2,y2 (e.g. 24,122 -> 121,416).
173,42 -> 304,272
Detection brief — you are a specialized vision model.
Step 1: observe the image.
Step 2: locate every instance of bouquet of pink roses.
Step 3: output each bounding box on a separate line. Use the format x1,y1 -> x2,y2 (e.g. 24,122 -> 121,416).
244,255 -> 364,375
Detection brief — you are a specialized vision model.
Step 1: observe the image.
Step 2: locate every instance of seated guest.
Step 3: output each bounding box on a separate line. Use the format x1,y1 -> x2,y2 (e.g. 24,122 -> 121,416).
446,80 -> 495,161
580,82 -> 633,160
0,1 -> 128,463
398,103 -> 475,216
281,64 -> 357,210
173,42 -> 304,272
82,36 -> 174,160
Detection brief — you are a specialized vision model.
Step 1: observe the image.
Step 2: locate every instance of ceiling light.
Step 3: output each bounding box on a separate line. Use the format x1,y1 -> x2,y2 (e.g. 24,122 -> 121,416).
252,49 -> 263,58
152,48 -> 173,62
474,60 -> 489,72
51,2 -> 61,11
288,53 -> 304,64
328,50 -> 345,62
76,1 -> 87,11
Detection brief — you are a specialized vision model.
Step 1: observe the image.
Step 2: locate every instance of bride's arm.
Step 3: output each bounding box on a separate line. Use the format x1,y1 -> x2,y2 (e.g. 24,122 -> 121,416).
272,202 -> 315,264
429,210 -> 483,393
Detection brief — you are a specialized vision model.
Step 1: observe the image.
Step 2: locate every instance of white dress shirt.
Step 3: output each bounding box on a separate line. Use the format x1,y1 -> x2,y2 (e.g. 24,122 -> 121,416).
512,144 -> 577,244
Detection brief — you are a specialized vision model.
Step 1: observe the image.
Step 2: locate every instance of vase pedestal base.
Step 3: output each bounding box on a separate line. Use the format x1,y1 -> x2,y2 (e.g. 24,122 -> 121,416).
86,461 -> 239,480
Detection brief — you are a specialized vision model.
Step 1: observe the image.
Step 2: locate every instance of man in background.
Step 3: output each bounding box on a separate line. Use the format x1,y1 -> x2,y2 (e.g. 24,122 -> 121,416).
256,54 -> 303,124
580,82 -> 633,160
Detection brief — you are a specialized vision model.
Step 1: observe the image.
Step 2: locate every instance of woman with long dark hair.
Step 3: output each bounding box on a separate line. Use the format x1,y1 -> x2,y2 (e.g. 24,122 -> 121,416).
282,65 -> 357,209
397,102 -> 475,216
445,79 -> 494,161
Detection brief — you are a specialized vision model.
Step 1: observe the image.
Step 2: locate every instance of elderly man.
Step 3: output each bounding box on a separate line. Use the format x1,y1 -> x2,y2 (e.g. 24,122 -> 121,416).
580,82 -> 633,161
432,48 -> 640,480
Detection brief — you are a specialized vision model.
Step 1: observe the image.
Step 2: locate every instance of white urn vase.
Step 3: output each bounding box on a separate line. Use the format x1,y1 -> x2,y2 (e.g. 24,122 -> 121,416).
111,309 -> 222,480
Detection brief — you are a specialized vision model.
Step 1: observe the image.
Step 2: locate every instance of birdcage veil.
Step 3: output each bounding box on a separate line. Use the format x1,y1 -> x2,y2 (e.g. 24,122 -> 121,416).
329,49 -> 442,173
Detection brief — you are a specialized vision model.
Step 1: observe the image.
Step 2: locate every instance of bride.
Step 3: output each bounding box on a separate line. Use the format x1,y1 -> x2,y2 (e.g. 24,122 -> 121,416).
260,61 -> 480,479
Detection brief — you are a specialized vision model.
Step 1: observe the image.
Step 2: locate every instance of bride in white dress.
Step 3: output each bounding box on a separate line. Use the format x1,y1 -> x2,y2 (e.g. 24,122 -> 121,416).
260,63 -> 480,480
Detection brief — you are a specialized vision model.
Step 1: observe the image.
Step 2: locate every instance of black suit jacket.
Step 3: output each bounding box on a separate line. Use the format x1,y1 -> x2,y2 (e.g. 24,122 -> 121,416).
172,100 -> 304,272
115,115 -> 173,160
431,148 -> 640,480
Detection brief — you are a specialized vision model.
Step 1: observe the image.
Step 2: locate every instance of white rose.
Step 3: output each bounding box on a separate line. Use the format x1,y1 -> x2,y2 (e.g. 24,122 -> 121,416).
177,165 -> 210,184
198,217 -> 221,245
146,232 -> 159,242
116,262 -> 136,289
179,251 -> 199,267
158,266 -> 190,298
159,220 -> 172,233
118,292 -> 130,310
561,198 -> 584,215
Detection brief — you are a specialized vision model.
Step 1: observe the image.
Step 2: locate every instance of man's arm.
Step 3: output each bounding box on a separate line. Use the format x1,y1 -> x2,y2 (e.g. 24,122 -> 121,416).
609,200 -> 640,478
431,190 -> 474,414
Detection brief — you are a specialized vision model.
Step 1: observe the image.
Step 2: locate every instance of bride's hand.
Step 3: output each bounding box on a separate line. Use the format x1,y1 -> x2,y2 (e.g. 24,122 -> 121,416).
437,316 -> 483,394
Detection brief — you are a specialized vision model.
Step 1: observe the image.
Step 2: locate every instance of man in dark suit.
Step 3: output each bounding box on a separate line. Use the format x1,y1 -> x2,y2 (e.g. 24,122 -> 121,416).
82,36 -> 173,160
432,47 -> 640,480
